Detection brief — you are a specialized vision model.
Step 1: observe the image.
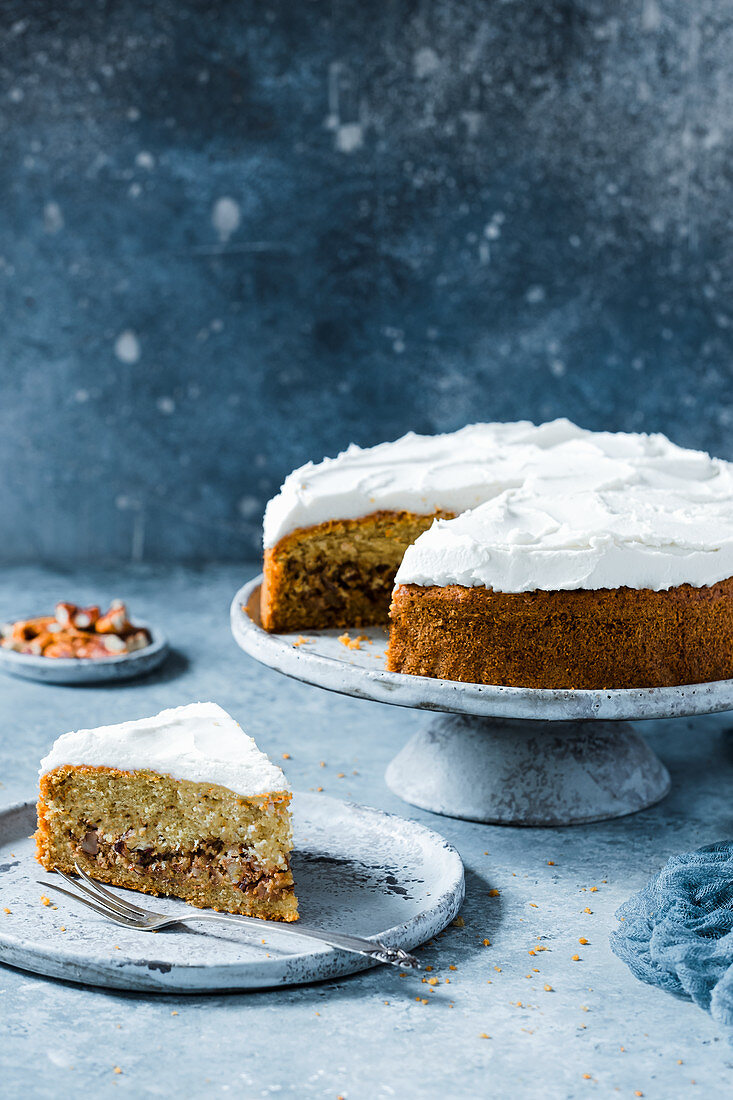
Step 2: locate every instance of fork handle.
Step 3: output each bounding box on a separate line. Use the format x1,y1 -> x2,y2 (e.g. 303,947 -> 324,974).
178,911 -> 420,969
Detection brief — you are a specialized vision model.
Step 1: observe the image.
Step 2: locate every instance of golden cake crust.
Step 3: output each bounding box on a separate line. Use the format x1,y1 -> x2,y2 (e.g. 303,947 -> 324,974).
386,578 -> 733,689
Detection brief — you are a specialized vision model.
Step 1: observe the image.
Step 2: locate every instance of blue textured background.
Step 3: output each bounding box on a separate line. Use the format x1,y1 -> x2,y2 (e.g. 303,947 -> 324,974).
2,1 -> 732,563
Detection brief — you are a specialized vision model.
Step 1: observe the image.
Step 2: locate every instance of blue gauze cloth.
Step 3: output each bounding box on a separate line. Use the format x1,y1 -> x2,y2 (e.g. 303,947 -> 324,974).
610,842 -> 733,1027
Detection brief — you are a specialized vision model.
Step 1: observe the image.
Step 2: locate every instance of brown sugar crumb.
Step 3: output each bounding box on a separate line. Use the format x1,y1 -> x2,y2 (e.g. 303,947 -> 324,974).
40,895 -> 51,906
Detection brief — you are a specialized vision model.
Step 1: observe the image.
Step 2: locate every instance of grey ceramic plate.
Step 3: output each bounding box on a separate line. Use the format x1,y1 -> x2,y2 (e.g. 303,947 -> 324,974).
0,620 -> 168,684
0,794 -> 464,993
231,576 -> 733,722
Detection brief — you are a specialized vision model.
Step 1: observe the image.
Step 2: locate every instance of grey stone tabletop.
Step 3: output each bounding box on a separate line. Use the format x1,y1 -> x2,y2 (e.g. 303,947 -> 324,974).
1,564 -> 732,1099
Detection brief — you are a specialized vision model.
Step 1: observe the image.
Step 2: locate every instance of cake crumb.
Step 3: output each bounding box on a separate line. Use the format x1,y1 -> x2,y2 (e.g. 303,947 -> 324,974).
338,632 -> 366,650
452,915 -> 465,927
579,937 -> 589,945
292,636 -> 310,647
488,888 -> 500,897
480,1033 -> 490,1039
572,954 -> 581,962
583,1074 -> 592,1080
483,938 -> 491,946
448,964 -> 457,971
171,1011 -> 178,1016
583,907 -> 592,914
547,860 -> 555,865
113,1067 -> 122,1075
3,908 -> 10,915
544,984 -> 553,992
282,752 -> 291,759
40,895 -> 51,906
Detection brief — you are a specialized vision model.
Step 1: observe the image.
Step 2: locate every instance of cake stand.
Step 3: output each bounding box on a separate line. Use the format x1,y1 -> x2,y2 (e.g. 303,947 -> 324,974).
230,577 -> 733,826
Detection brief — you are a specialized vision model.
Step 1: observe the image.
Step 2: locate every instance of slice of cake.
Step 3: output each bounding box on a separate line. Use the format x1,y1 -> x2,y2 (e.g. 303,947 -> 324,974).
36,702 -> 298,921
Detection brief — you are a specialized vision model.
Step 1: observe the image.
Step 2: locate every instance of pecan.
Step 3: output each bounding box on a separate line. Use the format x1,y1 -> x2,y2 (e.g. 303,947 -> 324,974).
80,829 -> 99,855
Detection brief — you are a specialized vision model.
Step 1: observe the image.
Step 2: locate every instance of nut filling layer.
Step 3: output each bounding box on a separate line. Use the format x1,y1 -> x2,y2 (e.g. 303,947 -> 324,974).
73,826 -> 291,902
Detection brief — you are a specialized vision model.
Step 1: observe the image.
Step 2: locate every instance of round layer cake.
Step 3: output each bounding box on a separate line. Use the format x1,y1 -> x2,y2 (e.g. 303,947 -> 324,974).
260,420 -> 733,689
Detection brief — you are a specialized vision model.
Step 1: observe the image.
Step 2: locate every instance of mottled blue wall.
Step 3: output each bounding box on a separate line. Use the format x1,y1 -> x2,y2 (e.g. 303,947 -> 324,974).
1,1 -> 732,563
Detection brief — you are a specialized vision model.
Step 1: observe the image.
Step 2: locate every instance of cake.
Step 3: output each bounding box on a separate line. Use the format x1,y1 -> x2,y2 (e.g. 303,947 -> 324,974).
36,702 -> 298,921
262,421 -> 733,689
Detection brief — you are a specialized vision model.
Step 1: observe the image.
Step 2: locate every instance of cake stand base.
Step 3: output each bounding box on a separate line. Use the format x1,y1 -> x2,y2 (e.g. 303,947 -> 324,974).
385,714 -> 671,826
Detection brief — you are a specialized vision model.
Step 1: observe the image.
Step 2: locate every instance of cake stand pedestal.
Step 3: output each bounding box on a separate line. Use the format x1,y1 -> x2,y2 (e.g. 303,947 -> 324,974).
231,578 -> 733,826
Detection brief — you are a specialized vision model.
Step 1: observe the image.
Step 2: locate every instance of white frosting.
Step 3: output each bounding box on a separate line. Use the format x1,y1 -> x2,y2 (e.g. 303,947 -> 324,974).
264,418 -> 733,593
39,702 -> 290,797
263,419 -> 588,547
395,433 -> 733,592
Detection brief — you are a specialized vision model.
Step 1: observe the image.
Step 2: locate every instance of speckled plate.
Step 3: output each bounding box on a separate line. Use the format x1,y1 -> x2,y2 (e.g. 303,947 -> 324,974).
230,577 -> 733,722
0,621 -> 168,685
0,793 -> 464,993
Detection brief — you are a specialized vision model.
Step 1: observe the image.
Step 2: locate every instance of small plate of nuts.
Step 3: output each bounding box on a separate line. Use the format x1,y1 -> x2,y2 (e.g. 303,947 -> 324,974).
0,601 -> 168,684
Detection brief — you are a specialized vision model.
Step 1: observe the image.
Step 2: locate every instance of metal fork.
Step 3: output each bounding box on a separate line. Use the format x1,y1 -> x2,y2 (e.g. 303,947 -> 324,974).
39,863 -> 421,970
